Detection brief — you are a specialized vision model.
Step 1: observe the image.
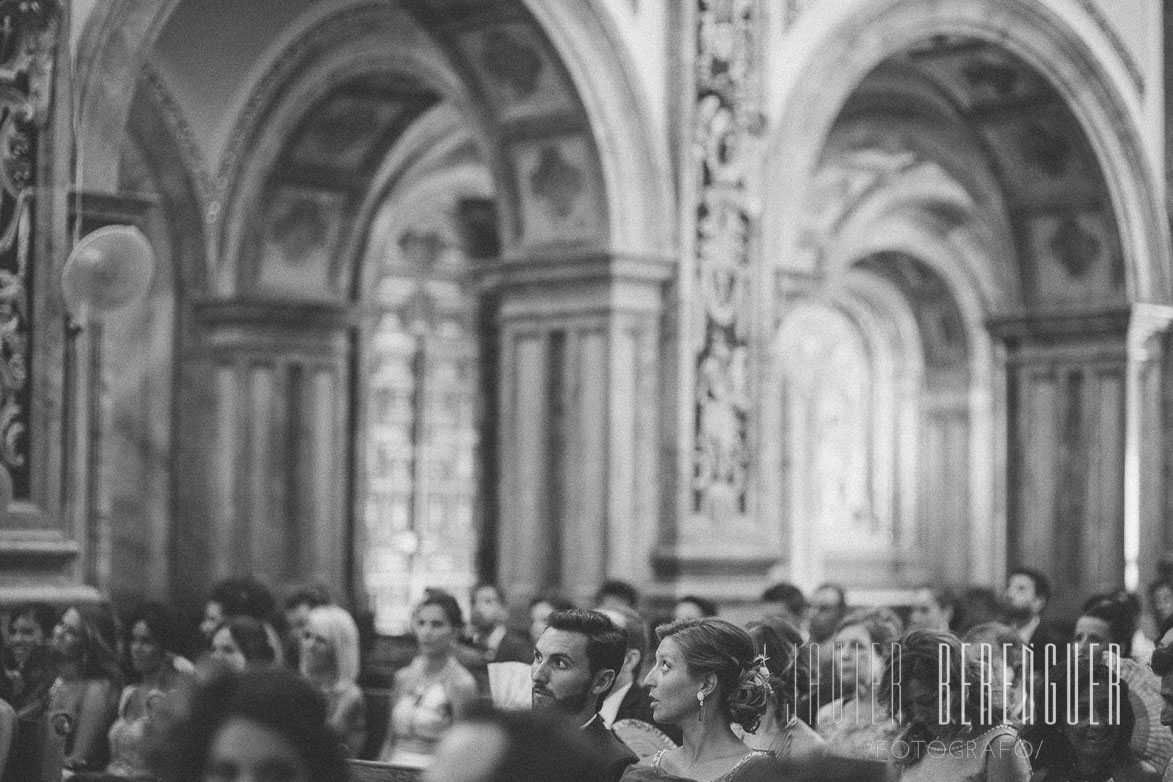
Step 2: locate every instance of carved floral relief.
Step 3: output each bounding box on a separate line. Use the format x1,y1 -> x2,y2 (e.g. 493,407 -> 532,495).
0,0 -> 59,501
691,0 -> 762,523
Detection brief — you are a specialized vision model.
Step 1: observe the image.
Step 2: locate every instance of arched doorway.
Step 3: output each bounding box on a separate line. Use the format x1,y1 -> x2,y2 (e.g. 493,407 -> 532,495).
764,0 -> 1171,613
74,0 -> 674,617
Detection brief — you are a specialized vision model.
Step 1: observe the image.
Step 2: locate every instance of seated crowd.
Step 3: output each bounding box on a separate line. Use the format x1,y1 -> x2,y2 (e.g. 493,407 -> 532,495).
2,569 -> 1173,781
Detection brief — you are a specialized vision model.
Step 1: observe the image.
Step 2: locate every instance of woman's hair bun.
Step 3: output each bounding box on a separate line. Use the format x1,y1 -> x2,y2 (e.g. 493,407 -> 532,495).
726,660 -> 771,734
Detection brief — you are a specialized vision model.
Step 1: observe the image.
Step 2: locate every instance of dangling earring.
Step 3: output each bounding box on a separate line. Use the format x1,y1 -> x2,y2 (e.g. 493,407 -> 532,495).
696,690 -> 705,722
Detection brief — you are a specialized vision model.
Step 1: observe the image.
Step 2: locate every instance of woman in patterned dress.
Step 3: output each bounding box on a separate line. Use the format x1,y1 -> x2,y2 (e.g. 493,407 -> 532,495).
379,591 -> 477,769
620,618 -> 783,782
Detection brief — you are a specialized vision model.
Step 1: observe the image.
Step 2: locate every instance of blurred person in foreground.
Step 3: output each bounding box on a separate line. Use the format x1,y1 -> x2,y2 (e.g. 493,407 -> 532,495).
425,706 -> 610,782
148,667 -> 345,782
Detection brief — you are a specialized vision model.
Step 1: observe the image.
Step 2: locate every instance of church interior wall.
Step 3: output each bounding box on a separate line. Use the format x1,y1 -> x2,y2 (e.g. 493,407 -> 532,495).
2,0 -> 1168,628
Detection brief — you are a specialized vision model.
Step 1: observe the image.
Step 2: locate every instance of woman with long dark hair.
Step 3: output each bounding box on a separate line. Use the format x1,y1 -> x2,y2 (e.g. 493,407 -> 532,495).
49,603 -> 123,773
104,602 -> 194,780
621,618 -> 782,782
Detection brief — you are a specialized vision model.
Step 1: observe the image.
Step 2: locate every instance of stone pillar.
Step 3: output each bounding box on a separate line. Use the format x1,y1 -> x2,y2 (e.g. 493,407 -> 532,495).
0,1 -> 102,604
992,306 -> 1172,617
483,253 -> 672,606
183,301 -> 352,605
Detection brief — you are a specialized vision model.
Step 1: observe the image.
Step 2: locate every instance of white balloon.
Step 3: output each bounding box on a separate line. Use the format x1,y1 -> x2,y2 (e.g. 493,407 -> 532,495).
62,224 -> 154,318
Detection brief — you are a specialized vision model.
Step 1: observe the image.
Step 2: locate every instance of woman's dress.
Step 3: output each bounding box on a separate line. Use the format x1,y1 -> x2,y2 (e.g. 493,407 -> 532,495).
323,682 -> 366,759
816,696 -> 899,760
897,724 -> 1031,782
620,749 -> 783,782
379,656 -> 475,769
104,685 -> 159,780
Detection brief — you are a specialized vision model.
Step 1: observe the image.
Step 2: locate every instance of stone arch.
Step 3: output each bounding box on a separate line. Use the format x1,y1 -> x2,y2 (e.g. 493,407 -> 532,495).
764,0 -> 1166,601
74,0 -> 673,261
764,0 -> 1169,307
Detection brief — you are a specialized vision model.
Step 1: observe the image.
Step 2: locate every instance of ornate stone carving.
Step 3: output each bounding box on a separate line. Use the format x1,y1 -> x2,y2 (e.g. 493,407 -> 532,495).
1021,118 -> 1071,177
479,28 -> 543,100
529,145 -> 583,219
0,0 -> 58,498
1050,214 -> 1100,279
691,0 -> 762,522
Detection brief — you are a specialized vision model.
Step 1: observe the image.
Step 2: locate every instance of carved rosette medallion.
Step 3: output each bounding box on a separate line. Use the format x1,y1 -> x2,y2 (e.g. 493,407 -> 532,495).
0,0 -> 59,499
691,0 -> 762,523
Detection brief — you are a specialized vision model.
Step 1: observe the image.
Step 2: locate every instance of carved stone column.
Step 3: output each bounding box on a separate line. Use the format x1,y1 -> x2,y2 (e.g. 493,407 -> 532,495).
481,252 -> 672,606
0,0 -> 102,603
661,0 -> 774,602
184,301 -> 352,607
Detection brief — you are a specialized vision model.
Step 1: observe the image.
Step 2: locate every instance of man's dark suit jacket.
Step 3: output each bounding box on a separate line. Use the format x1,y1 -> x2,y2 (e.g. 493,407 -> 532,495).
1023,616 -> 1074,685
583,713 -> 638,782
614,683 -> 683,746
490,627 -> 534,664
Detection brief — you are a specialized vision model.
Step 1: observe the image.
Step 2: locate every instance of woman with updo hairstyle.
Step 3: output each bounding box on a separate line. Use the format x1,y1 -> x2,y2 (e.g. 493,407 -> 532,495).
880,629 -> 1030,782
814,606 -> 903,759
379,589 -> 477,769
739,619 -> 825,764
148,667 -> 346,782
622,618 -> 782,782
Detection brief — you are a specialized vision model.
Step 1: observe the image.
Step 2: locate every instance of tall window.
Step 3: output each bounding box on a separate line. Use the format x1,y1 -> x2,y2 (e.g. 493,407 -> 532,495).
363,226 -> 480,634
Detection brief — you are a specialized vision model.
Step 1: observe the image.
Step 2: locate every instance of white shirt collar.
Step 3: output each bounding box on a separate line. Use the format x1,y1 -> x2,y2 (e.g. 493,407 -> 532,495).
599,681 -> 634,729
581,713 -> 600,730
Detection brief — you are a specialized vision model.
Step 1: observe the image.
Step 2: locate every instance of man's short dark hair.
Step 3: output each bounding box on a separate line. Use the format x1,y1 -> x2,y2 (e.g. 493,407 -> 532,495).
208,577 -> 276,621
595,579 -> 639,609
761,582 -> 807,615
1008,567 -> 1051,607
545,609 -> 627,680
